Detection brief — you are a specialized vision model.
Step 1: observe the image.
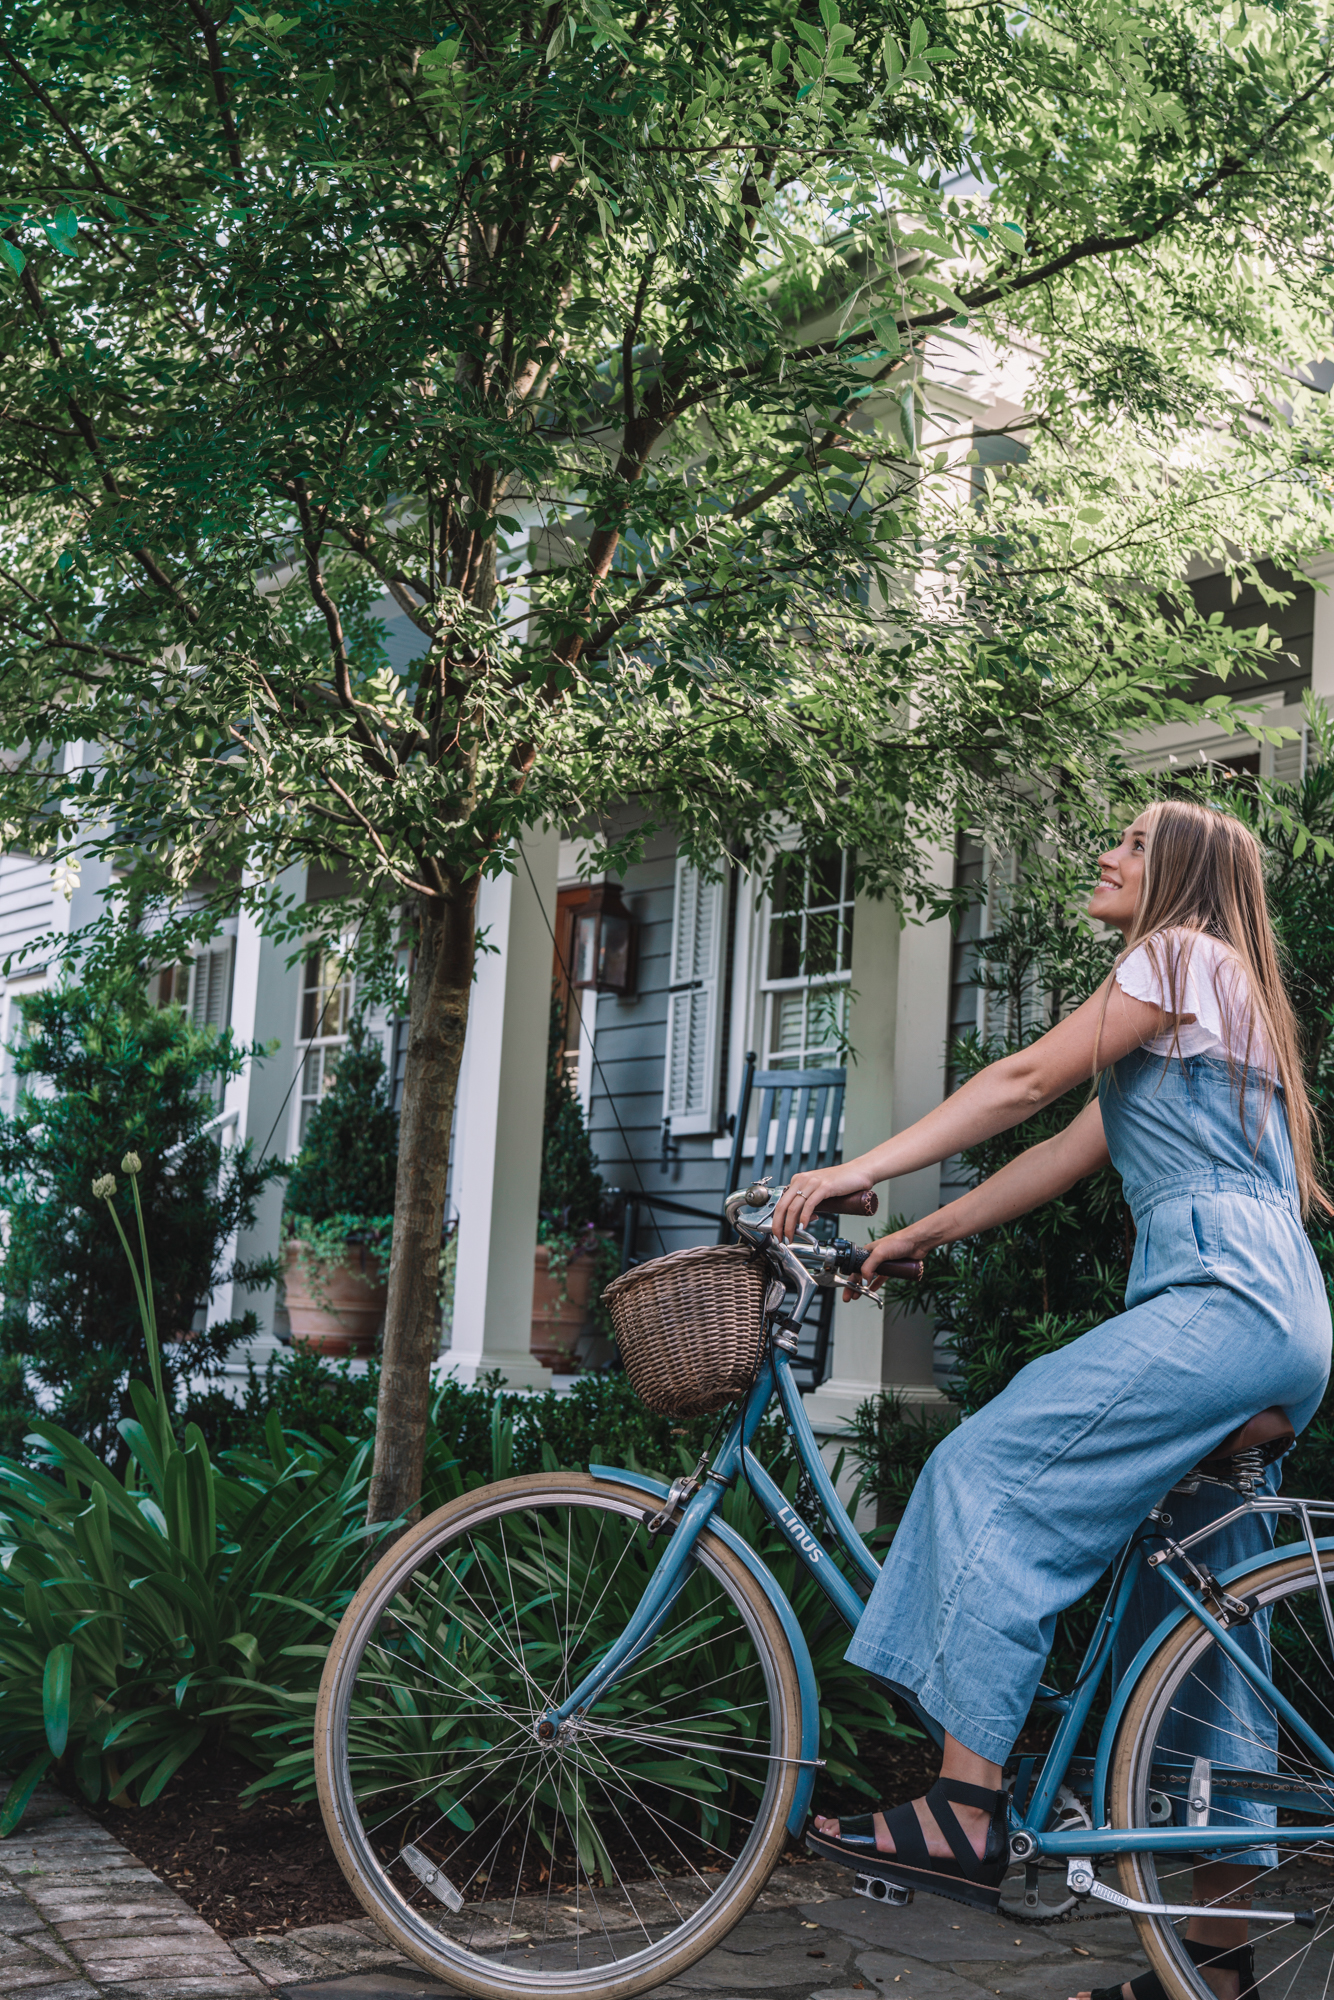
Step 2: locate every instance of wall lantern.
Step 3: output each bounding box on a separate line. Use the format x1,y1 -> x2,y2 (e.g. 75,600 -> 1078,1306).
572,881 -> 638,996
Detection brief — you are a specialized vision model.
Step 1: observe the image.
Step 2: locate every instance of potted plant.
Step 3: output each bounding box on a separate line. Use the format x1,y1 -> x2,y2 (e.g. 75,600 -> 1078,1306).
532,996 -> 617,1371
282,1022 -> 399,1357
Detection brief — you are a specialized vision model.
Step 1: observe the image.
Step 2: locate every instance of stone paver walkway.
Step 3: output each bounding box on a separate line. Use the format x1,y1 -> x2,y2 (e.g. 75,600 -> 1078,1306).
12,1785 -> 1325,2000
231,1870 -> 1156,2000
0,1783 -> 263,1998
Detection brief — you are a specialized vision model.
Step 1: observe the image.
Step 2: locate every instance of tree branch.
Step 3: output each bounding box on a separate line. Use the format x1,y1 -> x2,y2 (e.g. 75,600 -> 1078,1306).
182,0 -> 245,181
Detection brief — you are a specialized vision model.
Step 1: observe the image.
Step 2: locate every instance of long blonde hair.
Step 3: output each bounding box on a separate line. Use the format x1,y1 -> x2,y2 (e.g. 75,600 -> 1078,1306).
1111,798 -> 1328,1218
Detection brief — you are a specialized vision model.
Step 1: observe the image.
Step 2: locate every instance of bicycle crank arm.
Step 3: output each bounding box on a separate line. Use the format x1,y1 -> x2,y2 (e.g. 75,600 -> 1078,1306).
1066,1860 -> 1315,1927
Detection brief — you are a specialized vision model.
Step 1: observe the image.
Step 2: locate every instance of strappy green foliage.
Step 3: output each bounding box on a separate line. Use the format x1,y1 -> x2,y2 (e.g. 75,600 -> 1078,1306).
0,1166 -> 376,1830
250,1399 -> 909,1823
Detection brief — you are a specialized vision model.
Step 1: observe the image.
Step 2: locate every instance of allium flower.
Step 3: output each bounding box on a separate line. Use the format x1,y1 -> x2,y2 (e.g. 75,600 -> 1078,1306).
91,1173 -> 116,1199
121,1152 -> 141,1175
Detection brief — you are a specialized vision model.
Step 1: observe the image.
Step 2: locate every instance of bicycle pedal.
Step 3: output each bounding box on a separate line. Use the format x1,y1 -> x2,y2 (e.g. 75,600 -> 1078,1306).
854,1873 -> 912,1907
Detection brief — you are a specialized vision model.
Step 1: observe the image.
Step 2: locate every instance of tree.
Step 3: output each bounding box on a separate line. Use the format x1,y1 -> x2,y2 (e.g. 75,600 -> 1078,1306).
0,973 -> 281,1461
1,0 -> 1333,1519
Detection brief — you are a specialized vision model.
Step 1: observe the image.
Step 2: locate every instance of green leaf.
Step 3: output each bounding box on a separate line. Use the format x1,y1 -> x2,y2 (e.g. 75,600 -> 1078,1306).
137,1727 -> 207,1806
909,16 -> 929,57
0,1753 -> 52,1837
870,313 -> 903,354
42,1643 -> 74,1759
899,384 -> 917,451
771,37 -> 789,71
0,240 -> 26,277
818,0 -> 839,32
881,33 -> 903,78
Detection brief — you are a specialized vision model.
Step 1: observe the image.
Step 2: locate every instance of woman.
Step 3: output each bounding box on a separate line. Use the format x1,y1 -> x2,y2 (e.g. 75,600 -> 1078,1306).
772,799 -> 1332,2000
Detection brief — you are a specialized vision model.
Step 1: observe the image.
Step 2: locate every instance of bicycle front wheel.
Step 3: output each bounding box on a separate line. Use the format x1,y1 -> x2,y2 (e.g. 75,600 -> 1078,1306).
1111,1548 -> 1334,1999
315,1471 -> 803,2000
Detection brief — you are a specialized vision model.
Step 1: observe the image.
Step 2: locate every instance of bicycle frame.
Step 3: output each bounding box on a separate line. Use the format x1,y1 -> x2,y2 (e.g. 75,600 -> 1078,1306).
547,1261 -> 1334,1864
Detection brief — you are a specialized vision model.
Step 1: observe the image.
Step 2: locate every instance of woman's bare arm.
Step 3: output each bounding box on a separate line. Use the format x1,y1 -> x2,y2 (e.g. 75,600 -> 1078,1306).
773,968 -> 1167,1241
856,1098 -> 1112,1286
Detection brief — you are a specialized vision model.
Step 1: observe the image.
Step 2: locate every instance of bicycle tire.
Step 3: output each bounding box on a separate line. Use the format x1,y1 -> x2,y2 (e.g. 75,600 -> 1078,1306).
315,1470 -> 804,2000
1111,1547 -> 1334,2000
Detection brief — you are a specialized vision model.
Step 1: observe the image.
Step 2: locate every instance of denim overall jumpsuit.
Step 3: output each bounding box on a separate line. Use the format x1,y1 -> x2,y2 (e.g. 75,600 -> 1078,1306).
847,1046 -> 1332,1791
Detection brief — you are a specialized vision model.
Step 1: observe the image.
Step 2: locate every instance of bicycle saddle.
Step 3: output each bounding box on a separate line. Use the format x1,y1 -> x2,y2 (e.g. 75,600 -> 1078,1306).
1195,1405 -> 1294,1476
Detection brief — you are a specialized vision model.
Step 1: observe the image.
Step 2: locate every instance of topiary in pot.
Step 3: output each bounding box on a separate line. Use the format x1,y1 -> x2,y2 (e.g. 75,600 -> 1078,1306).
532,994 -> 616,1371
283,1022 -> 399,1357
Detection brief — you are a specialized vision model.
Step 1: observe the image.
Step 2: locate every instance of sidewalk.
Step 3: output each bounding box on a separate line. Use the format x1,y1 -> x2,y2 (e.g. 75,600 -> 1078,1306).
0,1781 -> 264,1998
0,1783 -> 1155,2000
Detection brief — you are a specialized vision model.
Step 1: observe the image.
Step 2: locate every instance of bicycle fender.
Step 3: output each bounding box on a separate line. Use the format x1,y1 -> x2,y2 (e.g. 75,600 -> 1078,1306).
589,1463 -> 822,1833
1090,1534 -> 1334,1827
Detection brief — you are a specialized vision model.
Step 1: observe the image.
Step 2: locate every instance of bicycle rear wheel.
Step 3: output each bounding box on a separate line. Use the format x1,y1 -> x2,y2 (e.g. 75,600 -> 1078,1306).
315,1471 -> 803,2000
1111,1548 -> 1334,1999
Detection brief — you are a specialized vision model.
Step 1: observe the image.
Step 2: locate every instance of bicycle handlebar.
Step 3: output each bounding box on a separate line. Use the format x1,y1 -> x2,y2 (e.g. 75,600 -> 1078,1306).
812,1191 -> 879,1218
830,1243 -> 925,1283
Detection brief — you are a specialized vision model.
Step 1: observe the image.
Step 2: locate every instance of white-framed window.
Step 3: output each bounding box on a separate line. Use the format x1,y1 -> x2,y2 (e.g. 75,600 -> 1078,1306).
663,859 -> 726,1135
0,981 -> 39,1117
294,947 -> 355,1146
760,850 -> 855,1070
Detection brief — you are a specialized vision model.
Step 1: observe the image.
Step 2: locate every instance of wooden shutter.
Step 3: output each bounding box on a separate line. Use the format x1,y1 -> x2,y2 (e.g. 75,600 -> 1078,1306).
662,859 -> 725,1136
190,940 -> 234,1034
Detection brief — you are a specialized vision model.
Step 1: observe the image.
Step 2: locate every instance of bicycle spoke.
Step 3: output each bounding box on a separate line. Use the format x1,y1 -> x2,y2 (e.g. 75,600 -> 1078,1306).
319,1484 -> 795,1995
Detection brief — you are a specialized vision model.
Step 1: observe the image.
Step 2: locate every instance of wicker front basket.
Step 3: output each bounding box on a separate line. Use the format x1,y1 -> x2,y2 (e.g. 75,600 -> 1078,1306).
601,1244 -> 768,1416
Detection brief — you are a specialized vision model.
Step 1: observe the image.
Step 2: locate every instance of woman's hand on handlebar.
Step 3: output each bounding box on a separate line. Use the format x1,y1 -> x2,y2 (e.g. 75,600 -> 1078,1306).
846,1227 -> 927,1302
772,1165 -> 874,1241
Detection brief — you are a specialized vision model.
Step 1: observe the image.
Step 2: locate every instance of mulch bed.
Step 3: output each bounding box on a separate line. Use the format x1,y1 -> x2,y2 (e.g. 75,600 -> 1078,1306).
73,1716 -> 1041,1941
81,1751 -> 362,1940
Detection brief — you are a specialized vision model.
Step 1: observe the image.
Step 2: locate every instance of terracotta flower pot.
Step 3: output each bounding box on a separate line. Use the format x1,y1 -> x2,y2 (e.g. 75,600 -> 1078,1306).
531,1243 -> 593,1372
284,1238 -> 387,1358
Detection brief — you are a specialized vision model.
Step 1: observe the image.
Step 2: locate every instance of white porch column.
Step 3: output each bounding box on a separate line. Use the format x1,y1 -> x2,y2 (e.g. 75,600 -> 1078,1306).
207,895 -> 263,1330
446,826 -> 558,1390
1306,549 -> 1334,706
805,847 -> 956,1432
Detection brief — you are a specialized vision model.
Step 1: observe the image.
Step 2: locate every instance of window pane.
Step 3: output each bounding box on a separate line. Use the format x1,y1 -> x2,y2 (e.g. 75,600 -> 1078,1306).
808,851 -> 842,909
770,856 -> 799,916
838,908 -> 854,972
843,851 -> 857,903
300,955 -> 322,1040
805,907 -> 839,977
767,913 -> 802,981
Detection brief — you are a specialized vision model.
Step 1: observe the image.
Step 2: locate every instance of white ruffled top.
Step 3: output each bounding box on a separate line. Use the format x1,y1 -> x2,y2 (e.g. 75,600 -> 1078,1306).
1113,927 -> 1276,1075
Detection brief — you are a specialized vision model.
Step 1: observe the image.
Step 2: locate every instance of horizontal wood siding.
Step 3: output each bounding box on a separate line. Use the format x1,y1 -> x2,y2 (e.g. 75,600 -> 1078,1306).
587,834 -> 731,1258
0,854 -> 57,976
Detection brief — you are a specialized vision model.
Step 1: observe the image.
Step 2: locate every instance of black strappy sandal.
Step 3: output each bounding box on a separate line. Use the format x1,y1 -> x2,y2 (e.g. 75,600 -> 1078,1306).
1090,1937 -> 1255,1999
804,1776 -> 1009,1912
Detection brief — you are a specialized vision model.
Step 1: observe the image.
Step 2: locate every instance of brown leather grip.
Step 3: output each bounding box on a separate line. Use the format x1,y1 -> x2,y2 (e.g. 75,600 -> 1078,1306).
812,1191 -> 880,1218
878,1258 -> 925,1281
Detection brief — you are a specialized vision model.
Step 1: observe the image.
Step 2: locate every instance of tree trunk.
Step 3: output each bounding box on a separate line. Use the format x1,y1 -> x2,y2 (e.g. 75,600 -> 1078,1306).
366,872 -> 478,1528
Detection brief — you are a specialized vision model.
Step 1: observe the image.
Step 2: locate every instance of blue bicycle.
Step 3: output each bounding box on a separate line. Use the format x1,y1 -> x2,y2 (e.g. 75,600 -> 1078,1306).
315,1183 -> 1334,2000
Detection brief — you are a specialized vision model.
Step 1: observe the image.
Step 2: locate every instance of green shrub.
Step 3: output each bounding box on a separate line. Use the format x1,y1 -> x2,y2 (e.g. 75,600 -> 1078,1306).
537,992 -> 621,1338
0,1164 -> 375,1829
283,1020 -> 399,1290
251,1392 -> 910,1808
539,992 -> 606,1239
282,1021 -> 399,1224
0,973 -> 282,1460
